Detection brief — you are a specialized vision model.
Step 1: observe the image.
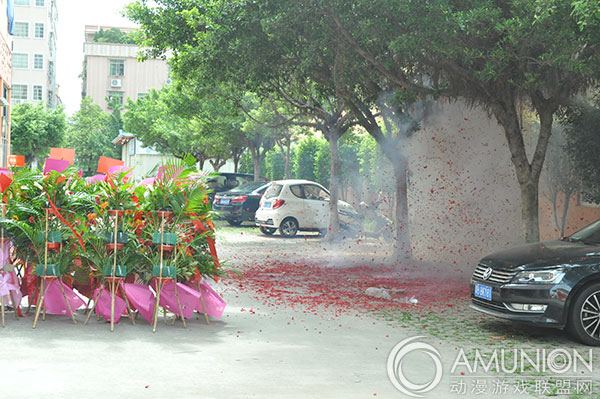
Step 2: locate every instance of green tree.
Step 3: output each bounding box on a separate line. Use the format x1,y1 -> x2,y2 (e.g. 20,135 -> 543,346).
125,0 -> 357,241
564,99 -> 600,204
92,27 -> 137,44
64,97 -> 119,175
124,84 -> 246,170
293,137 -> 324,182
327,0 -> 600,242
10,102 -> 66,167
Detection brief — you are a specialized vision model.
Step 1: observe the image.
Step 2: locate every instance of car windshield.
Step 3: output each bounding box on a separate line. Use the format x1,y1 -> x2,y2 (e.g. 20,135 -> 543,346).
227,181 -> 267,194
569,219 -> 600,244
264,184 -> 283,199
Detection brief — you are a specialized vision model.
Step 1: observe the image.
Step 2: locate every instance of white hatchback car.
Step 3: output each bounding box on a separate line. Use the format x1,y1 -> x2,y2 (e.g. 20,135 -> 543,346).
255,179 -> 358,237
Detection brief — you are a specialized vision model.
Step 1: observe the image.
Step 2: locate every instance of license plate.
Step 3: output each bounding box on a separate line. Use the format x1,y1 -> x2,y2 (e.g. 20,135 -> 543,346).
263,202 -> 271,208
474,283 -> 492,301
220,199 -> 230,205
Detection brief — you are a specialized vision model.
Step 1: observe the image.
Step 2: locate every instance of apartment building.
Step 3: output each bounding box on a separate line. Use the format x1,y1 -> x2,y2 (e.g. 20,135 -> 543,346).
0,0 -> 13,166
11,0 -> 58,108
82,25 -> 169,113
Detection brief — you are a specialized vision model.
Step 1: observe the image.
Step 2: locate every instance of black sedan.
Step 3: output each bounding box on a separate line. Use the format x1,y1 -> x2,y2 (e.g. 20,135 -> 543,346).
212,181 -> 270,226
470,219 -> 600,345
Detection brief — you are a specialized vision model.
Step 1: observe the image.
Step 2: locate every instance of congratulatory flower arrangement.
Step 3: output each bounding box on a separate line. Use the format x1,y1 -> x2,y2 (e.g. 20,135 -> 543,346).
0,155 -> 225,329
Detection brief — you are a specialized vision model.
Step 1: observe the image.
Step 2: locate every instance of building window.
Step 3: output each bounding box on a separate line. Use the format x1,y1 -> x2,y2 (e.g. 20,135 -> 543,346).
12,85 -> 28,100
109,60 -> 125,76
13,53 -> 29,69
33,54 -> 44,70
137,93 -> 147,99
15,0 -> 30,6
35,0 -> 45,6
34,23 -> 44,39
33,85 -> 43,101
107,91 -> 124,106
14,22 -> 29,37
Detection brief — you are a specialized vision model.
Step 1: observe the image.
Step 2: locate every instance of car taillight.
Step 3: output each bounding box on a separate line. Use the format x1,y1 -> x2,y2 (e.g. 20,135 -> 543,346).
272,199 -> 285,209
231,195 -> 248,203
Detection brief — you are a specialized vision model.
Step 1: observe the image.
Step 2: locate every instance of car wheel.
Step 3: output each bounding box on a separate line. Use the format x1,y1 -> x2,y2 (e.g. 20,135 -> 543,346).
279,218 -> 299,238
227,220 -> 243,226
567,283 -> 600,346
259,226 -> 276,235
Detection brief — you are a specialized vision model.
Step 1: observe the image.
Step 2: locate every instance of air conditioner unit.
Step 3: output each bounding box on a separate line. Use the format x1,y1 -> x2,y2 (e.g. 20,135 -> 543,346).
110,79 -> 122,88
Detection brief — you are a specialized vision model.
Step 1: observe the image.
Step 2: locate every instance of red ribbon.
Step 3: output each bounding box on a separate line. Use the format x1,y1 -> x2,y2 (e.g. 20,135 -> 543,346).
45,192 -> 86,252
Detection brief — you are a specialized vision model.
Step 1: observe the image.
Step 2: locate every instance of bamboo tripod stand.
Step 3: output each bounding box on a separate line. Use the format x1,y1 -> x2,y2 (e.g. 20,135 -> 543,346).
152,211 -> 186,332
32,208 -> 77,328
0,203 -> 19,327
84,210 -> 136,331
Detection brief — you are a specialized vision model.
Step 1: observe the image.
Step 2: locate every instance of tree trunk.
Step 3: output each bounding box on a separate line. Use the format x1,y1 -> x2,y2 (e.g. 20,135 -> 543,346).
493,99 -> 553,243
391,158 -> 410,258
284,140 -> 291,179
252,152 -> 262,182
520,181 -> 540,243
324,133 -> 341,242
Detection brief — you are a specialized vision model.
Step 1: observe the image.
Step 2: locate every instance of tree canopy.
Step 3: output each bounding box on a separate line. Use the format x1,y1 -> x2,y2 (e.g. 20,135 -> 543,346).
10,103 -> 66,166
64,97 -> 119,174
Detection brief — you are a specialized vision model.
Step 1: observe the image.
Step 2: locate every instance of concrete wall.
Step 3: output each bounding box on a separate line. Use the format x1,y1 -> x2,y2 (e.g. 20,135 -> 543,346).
407,100 -> 523,266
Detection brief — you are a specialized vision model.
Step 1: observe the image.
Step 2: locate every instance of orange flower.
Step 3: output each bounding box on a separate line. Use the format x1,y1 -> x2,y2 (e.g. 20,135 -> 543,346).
100,201 -> 109,209
87,213 -> 97,221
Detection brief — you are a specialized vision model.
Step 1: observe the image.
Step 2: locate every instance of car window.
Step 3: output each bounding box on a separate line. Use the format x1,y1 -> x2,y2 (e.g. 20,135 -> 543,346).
290,185 -> 305,199
228,181 -> 267,193
570,219 -> 600,244
264,184 -> 283,199
304,184 -> 329,201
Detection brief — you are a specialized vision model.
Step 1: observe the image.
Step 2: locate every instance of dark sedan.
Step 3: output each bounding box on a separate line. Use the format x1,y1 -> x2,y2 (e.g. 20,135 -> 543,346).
213,181 -> 270,226
470,219 -> 600,345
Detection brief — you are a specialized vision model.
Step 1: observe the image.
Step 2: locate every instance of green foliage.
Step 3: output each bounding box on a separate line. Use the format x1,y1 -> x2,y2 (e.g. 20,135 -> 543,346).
92,27 -> 137,44
123,84 -> 246,166
293,136 -> 324,182
64,97 -> 119,175
563,99 -> 600,204
265,147 -> 293,181
10,103 -> 66,166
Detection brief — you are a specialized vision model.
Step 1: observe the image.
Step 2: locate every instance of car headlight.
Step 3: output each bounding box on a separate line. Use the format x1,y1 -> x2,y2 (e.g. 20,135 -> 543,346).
512,268 -> 565,284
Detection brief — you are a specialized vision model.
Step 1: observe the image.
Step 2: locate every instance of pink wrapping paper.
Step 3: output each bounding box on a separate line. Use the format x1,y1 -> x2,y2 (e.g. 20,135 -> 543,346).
152,281 -> 198,319
0,272 -> 21,308
42,279 -> 85,315
123,283 -> 155,324
86,174 -> 106,184
138,177 -> 156,186
43,158 -> 69,174
92,286 -> 127,323
192,280 -> 227,318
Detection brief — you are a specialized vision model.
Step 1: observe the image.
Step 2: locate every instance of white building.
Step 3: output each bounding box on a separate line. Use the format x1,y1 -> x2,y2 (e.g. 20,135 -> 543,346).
82,25 -> 170,113
11,0 -> 58,108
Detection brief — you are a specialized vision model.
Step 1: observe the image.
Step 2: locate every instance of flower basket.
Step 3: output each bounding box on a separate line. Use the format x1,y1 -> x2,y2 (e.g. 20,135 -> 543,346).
152,265 -> 176,278
102,264 -> 128,278
106,243 -> 125,251
107,209 -> 125,217
152,232 -> 177,246
35,263 -> 60,276
104,231 -> 128,244
156,210 -> 174,218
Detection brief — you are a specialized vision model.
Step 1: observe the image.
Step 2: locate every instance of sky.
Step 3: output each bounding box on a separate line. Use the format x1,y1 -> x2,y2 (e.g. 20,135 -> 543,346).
56,0 -> 136,115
